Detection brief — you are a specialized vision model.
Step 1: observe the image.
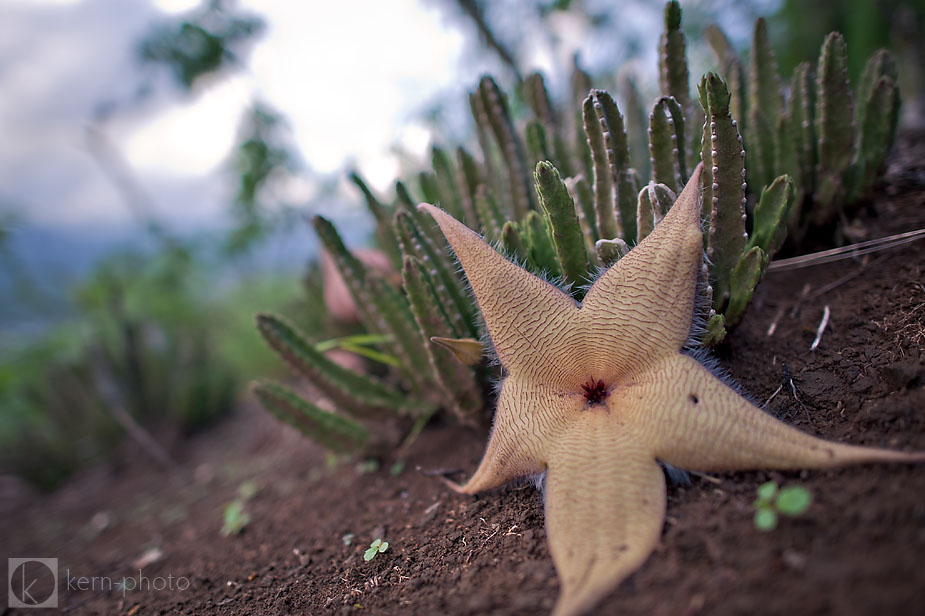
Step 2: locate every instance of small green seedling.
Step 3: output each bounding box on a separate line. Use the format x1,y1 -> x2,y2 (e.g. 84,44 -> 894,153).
363,538 -> 389,561
238,479 -> 258,500
390,460 -> 406,477
221,500 -> 251,536
753,481 -> 812,531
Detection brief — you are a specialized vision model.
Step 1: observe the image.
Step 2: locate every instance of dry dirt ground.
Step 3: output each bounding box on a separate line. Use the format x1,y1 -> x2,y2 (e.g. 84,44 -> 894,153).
2,133 -> 924,615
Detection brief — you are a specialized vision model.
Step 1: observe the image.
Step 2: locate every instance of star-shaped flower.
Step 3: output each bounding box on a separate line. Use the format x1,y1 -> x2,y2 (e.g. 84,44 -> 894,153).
419,164 -> 924,616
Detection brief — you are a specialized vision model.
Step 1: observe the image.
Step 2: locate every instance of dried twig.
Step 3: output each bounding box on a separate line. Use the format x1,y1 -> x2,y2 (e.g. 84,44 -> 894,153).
810,305 -> 831,351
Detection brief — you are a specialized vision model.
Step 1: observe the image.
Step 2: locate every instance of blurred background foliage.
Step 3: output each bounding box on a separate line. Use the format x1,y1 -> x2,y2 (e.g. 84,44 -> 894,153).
1,0 -> 921,490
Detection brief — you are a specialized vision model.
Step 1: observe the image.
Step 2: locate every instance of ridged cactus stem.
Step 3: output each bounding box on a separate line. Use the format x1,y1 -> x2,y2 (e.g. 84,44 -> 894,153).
813,32 -> 855,224
393,210 -> 478,339
659,0 -> 702,169
594,238 -> 629,267
501,221 -> 530,267
747,175 -> 795,258
432,146 -> 466,222
402,257 -> 482,426
854,76 -> 898,198
455,146 -> 483,229
570,56 -> 594,184
853,49 -> 900,199
478,75 -> 535,219
636,182 -> 676,244
789,62 -> 817,208
592,89 -> 638,243
659,1 -> 692,122
747,18 -> 783,189
534,161 -> 590,294
582,95 -> 618,240
252,381 -> 369,453
255,313 -> 424,418
565,176 -> 599,260
469,90 -> 506,217
314,216 -> 433,395
522,211 -> 560,277
525,72 -> 573,177
312,216 -> 381,333
526,119 -> 552,171
649,96 -> 685,193
620,73 -> 651,181
855,49 -> 900,150
350,172 -> 401,269
474,185 -> 505,243
698,73 -> 747,312
395,180 -> 445,249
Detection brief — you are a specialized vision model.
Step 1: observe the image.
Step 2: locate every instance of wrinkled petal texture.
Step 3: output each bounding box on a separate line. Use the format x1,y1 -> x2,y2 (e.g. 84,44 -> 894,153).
419,163 -> 925,616
454,375 -> 579,494
545,410 -> 665,616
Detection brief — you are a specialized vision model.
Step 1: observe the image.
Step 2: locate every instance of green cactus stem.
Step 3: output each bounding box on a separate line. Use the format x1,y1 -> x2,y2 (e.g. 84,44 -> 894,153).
474,184 -> 505,243
594,238 -> 629,267
698,73 -> 747,311
252,381 -> 370,453
636,182 -> 676,244
393,210 -> 477,339
501,220 -> 530,266
855,49 -> 900,151
853,76 -> 898,198
525,71 -> 573,177
570,56 -> 594,183
747,18 -> 783,190
349,172 -> 401,268
853,50 -> 900,198
534,161 -> 589,293
788,61 -> 817,206
620,73 -> 651,181
456,146 -> 483,229
725,245 -> 769,326
648,96 -> 685,193
477,75 -> 535,219
526,119 -> 552,171
255,313 -> 417,418
813,32 -> 855,224
582,94 -> 617,240
747,175 -> 796,258
402,257 -> 482,425
431,146 -> 466,222
522,210 -> 560,277
469,90 -> 505,215
659,1 -> 691,121
314,216 -> 433,394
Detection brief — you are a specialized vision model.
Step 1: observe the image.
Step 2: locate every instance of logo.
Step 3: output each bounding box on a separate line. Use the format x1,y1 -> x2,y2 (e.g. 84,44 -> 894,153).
8,558 -> 58,608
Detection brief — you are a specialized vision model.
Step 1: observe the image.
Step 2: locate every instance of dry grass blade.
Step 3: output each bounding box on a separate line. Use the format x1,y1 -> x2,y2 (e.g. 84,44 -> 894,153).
767,228 -> 925,271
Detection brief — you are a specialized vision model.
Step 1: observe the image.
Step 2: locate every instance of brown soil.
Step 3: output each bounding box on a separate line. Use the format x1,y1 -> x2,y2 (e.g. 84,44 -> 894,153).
3,133 -> 924,616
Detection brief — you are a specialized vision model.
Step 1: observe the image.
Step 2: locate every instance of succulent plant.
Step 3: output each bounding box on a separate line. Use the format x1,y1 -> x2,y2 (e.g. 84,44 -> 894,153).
253,1 -> 900,450
425,167 -> 925,616
703,14 -> 901,237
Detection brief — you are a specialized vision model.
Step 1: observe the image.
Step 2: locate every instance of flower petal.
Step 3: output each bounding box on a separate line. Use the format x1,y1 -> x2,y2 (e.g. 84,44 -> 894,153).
631,354 -> 925,470
451,375 -> 579,494
544,411 -> 665,616
419,203 -> 586,389
580,164 -> 704,378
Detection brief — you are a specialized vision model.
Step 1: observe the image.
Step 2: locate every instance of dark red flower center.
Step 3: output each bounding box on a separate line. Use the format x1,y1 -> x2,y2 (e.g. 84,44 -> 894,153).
581,379 -> 608,405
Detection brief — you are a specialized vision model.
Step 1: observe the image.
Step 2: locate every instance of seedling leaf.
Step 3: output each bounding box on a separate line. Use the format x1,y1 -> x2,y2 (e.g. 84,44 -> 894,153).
776,485 -> 812,515
754,506 -> 778,531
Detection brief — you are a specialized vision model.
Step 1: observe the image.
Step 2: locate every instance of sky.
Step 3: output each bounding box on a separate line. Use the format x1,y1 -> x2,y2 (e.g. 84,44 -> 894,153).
0,0 -> 480,233
0,0 -> 776,237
